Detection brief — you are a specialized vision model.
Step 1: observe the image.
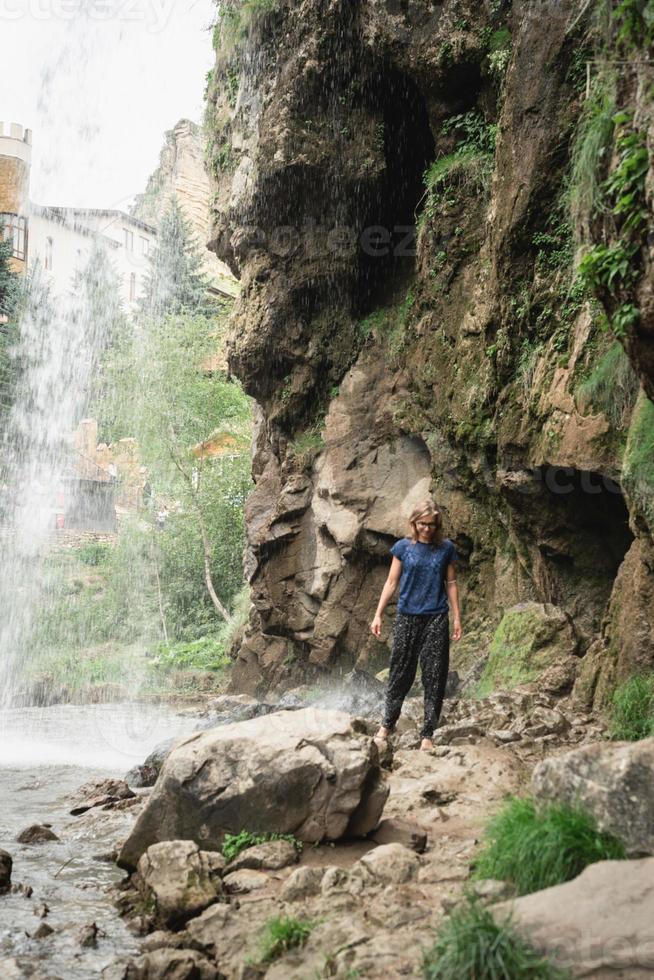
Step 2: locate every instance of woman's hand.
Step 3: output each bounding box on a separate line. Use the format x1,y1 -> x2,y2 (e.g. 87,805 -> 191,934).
452,617 -> 462,641
370,614 -> 382,638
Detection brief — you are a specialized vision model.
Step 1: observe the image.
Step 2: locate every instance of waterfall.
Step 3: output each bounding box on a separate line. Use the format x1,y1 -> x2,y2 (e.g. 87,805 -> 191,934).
0,243 -> 118,707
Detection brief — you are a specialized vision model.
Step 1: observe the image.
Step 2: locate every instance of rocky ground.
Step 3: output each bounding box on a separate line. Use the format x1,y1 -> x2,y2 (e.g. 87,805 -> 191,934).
99,684 -> 648,980
2,684 -> 651,979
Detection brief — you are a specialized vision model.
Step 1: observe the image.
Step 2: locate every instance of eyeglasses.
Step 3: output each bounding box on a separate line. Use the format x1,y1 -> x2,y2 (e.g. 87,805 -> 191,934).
416,520 -> 437,528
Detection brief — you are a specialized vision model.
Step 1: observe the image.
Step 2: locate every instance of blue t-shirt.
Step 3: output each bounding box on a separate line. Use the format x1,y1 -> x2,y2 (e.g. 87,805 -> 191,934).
390,537 -> 458,615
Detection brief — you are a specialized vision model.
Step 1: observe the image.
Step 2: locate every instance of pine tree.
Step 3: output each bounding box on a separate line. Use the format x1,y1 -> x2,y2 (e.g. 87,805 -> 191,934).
0,232 -> 21,319
139,196 -> 210,318
0,231 -> 23,425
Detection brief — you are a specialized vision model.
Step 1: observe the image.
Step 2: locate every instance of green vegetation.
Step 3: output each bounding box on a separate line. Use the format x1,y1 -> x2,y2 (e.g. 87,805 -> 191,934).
422,894 -> 571,980
214,0 -> 280,62
0,225 -> 21,318
622,390 -> 654,533
472,795 -> 627,896
357,289 -> 416,360
575,341 -> 639,427
289,420 -> 325,467
567,70 -> 616,237
475,606 -> 562,697
419,111 -> 496,227
609,672 -> 654,741
613,0 -> 654,49
25,199 -> 253,696
139,196 -> 211,318
578,115 -> 649,338
76,541 -> 112,566
222,830 -> 302,863
258,916 -> 315,963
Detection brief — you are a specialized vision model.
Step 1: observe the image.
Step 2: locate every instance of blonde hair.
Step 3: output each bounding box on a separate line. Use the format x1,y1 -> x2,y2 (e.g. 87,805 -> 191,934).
407,498 -> 444,545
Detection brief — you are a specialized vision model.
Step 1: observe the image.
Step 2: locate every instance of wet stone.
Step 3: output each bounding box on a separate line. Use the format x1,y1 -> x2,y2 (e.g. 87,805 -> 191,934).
16,825 -> 59,845
0,849 -> 12,892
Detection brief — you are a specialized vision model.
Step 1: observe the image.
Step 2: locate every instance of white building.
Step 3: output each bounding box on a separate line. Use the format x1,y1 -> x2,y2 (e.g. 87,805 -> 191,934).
1,121 -> 156,312
28,206 -> 156,311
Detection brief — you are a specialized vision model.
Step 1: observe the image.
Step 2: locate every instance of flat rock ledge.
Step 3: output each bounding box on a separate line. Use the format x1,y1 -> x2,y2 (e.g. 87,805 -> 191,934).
118,709 -> 388,871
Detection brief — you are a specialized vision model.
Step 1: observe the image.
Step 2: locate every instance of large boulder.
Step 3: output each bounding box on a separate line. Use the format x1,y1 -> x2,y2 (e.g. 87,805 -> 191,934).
532,736 -> 654,855
490,858 -> 654,978
135,841 -> 224,928
118,709 -> 388,871
0,850 -> 11,893
476,602 -> 579,697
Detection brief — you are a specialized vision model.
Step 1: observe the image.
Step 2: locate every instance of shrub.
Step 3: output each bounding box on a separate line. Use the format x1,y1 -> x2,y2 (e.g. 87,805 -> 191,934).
259,916 -> 314,963
76,541 -> 112,566
472,795 -> 626,895
221,830 -> 301,863
422,895 -> 571,979
623,390 -> 654,533
609,673 -> 654,741
149,636 -> 231,673
575,340 -> 639,427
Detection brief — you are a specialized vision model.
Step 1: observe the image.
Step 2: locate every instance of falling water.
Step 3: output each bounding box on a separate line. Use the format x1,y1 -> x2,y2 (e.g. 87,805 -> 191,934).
0,242 -> 117,707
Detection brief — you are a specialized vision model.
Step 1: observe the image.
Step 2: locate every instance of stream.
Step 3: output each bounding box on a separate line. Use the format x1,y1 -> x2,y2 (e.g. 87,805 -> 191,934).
0,703 -> 199,978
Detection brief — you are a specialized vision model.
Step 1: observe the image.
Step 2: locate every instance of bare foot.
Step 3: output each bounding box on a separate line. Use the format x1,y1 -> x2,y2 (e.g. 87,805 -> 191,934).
420,738 -> 434,752
373,726 -> 389,744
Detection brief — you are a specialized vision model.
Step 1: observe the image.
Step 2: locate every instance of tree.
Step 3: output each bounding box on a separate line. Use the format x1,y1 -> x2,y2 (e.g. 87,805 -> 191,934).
0,232 -> 21,320
103,307 -> 252,633
139,196 -> 211,318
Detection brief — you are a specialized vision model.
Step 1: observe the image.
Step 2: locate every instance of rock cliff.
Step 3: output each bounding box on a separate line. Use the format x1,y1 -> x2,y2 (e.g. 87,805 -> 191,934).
205,0 -> 654,706
132,118 -> 238,297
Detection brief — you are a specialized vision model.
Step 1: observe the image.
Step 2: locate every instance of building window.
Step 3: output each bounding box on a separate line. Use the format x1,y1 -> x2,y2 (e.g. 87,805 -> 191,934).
129,272 -> 136,302
45,236 -> 54,271
0,213 -> 27,261
140,236 -> 149,256
124,228 -> 134,251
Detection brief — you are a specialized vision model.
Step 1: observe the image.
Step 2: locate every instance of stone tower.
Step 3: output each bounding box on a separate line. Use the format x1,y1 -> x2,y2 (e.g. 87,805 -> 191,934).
0,122 -> 32,275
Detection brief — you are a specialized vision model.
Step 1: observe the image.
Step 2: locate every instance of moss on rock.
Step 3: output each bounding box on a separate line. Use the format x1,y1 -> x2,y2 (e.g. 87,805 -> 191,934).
476,602 -> 577,697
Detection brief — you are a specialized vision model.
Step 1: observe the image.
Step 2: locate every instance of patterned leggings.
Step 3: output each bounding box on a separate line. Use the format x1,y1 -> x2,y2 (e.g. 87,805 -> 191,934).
381,612 -> 450,739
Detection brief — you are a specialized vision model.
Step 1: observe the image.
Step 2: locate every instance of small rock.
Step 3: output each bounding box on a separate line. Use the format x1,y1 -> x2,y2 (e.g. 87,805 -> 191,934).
71,779 -> 136,816
0,849 -> 12,892
78,922 -> 100,948
33,903 -> 49,918
370,817 -> 428,853
280,866 -> 324,902
136,841 -> 224,929
421,788 -> 457,805
470,878 -> 516,903
113,948 -> 219,979
32,922 -> 54,939
16,825 -> 59,844
140,929 -> 187,952
12,883 -> 33,897
222,869 -> 270,894
357,843 -> 420,884
225,839 -> 298,873
489,729 -> 521,744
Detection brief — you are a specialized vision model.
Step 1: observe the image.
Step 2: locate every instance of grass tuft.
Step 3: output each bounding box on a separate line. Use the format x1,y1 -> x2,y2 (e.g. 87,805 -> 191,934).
472,795 -> 626,895
222,829 -> 302,863
575,341 -> 639,427
567,69 -> 616,239
609,672 -> 654,741
422,894 -> 571,979
259,916 -> 314,962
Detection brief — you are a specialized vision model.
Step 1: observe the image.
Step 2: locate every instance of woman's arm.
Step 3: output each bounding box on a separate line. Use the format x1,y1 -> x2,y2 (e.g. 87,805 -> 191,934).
445,562 -> 462,640
370,557 -> 402,637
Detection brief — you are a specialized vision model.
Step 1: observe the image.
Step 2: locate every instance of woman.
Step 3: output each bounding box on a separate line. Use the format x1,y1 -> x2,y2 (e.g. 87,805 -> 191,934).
371,499 -> 462,751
